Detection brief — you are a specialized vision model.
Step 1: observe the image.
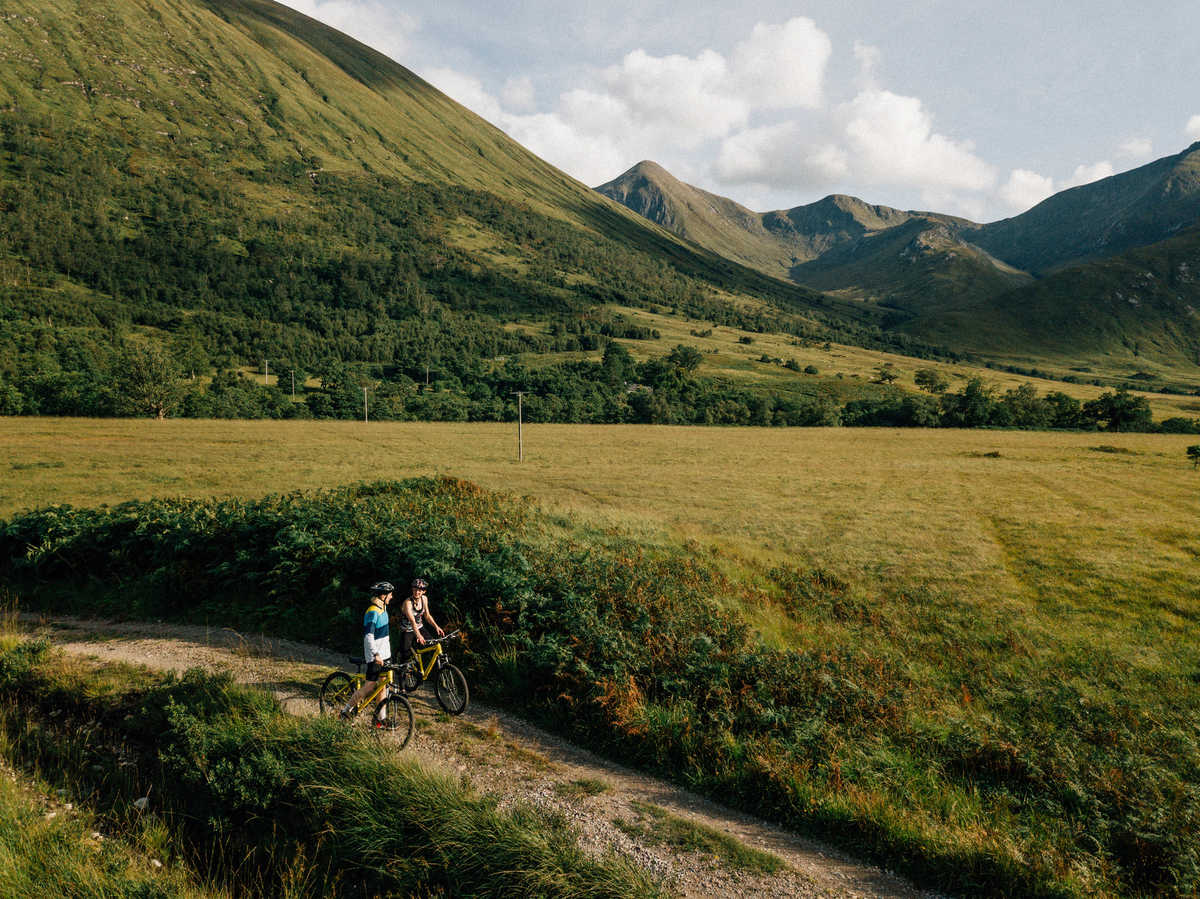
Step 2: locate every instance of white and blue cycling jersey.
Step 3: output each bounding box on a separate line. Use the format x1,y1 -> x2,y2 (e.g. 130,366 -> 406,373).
363,601 -> 391,661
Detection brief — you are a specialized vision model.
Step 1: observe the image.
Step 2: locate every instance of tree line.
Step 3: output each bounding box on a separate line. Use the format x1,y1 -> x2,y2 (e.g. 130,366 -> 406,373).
5,334 -> 1195,434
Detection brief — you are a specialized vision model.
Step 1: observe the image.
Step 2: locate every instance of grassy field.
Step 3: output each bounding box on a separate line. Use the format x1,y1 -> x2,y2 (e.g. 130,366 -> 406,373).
4,418 -> 1199,895
527,305 -> 1200,417
3,417 -> 1196,612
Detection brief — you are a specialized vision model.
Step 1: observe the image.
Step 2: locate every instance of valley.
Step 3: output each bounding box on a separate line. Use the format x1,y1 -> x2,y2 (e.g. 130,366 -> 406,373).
2,0 -> 1199,895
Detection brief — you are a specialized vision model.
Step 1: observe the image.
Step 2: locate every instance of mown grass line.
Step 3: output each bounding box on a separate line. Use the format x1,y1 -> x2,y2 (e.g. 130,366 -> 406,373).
0,635 -> 666,899
2,477 -> 1197,897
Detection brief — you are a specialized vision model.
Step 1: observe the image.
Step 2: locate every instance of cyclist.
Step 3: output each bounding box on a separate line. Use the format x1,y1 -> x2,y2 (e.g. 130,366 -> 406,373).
341,580 -> 395,717
399,577 -> 445,665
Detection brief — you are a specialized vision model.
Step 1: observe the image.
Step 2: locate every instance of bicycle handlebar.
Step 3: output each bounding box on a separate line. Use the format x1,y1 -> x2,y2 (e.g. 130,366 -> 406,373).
423,630 -> 461,645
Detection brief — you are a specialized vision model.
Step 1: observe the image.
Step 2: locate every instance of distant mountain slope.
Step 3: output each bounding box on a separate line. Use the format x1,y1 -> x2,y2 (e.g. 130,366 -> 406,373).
596,161 -> 939,280
790,219 -> 1033,314
968,142 -> 1200,274
903,225 -> 1200,366
597,152 -> 1200,369
594,160 -> 1016,311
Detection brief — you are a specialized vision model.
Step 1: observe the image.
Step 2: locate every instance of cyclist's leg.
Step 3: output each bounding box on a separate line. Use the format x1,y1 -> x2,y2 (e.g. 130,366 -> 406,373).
344,661 -> 382,714
400,629 -> 421,667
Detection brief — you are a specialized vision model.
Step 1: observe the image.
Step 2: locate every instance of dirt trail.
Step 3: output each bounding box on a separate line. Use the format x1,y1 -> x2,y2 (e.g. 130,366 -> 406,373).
21,614 -> 935,899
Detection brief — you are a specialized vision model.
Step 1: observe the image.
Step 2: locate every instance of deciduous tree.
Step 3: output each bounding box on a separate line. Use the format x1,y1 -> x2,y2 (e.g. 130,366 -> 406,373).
112,341 -> 183,420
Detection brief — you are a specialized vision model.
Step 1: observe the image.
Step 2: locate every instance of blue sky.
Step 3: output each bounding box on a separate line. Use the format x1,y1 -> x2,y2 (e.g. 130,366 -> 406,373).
282,0 -> 1200,222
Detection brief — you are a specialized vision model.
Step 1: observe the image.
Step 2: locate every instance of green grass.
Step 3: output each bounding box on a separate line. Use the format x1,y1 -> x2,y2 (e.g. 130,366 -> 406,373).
0,636 -> 668,899
553,778 -> 612,800
3,472 -> 1197,896
0,764 -> 223,899
614,801 -> 784,875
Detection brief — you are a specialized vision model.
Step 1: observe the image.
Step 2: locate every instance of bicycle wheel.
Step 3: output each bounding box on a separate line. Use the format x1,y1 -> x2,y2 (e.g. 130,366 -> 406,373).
319,671 -> 355,717
434,664 -> 469,715
373,694 -> 415,749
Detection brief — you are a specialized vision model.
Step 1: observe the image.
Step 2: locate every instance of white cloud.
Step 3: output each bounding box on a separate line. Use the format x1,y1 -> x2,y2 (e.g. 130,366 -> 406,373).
1117,137 -> 1153,160
729,18 -> 831,109
1063,160 -> 1115,188
501,77 -> 536,112
1187,115 -> 1200,141
715,122 -> 847,189
598,48 -> 746,145
711,87 -> 997,218
840,89 -> 996,193
283,1 -> 418,62
999,169 -> 1056,212
406,19 -> 1011,219
425,17 -> 839,188
504,112 -> 628,186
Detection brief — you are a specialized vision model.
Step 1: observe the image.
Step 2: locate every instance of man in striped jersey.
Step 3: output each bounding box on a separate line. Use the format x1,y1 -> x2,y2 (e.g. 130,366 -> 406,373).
341,580 -> 394,717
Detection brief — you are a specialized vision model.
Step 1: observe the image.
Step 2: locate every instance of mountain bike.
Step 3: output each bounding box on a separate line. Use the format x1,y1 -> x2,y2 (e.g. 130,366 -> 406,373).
318,659 -> 414,748
400,630 -> 469,715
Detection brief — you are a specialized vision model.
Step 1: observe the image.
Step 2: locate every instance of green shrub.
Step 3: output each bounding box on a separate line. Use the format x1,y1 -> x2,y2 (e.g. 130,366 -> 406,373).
3,478 -> 1198,896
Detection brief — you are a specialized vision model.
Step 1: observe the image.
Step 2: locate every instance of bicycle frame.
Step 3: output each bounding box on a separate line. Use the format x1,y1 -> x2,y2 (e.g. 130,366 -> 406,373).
408,640 -> 444,682
349,667 -> 395,713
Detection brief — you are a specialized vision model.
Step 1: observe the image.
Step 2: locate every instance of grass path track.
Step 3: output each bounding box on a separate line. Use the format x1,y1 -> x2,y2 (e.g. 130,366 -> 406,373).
19,613 -> 938,899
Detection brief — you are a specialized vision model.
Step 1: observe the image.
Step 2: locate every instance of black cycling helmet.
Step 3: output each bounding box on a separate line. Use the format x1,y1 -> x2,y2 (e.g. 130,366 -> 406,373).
370,581 -> 395,595
411,578 -> 428,589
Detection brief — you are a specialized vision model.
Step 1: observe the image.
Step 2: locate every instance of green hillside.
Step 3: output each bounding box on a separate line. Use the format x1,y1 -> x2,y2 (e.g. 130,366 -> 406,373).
904,224 -> 1200,368
969,142 -> 1200,274
1,0 -> 933,422
790,218 -> 1033,313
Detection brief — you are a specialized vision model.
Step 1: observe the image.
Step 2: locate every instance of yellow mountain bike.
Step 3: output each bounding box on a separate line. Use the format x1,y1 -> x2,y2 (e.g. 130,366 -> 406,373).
400,630 -> 469,715
318,659 -> 414,748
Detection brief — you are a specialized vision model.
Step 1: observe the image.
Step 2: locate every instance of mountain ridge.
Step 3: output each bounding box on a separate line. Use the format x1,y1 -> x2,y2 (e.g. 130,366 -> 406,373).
596,150 -> 1200,367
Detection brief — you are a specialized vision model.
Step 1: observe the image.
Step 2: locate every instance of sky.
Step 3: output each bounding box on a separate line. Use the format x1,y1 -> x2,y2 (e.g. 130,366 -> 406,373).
280,0 -> 1200,223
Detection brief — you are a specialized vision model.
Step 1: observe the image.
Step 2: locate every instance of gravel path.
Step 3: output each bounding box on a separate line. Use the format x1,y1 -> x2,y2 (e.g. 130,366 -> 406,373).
21,614 -> 937,899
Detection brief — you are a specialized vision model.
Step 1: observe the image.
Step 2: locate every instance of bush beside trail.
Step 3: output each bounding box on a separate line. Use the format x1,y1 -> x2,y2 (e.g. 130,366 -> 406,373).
0,636 -> 664,899
2,477 -> 1198,896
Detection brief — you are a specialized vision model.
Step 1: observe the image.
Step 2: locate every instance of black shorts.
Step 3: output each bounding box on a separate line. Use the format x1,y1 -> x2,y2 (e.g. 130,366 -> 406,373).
365,660 -> 389,682
400,628 -> 424,662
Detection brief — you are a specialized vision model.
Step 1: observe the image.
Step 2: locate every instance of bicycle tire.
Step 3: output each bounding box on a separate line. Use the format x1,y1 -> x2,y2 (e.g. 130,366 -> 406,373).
373,694 -> 415,748
434,664 -> 469,715
319,671 -> 355,717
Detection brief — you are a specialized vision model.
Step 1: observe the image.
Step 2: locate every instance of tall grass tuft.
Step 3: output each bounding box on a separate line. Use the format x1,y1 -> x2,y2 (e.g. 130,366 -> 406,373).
0,636 -> 666,898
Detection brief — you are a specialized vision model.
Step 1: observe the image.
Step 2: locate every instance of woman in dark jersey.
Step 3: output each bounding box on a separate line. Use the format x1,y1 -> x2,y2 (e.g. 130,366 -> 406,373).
399,577 -> 445,662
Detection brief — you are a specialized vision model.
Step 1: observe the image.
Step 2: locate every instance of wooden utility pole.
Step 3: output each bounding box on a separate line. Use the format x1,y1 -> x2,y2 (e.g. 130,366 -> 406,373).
263,359 -> 269,385
290,369 -> 295,398
363,386 -> 369,423
513,391 -> 525,461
